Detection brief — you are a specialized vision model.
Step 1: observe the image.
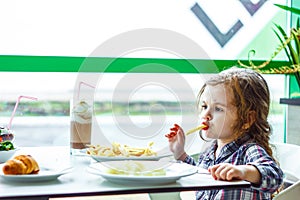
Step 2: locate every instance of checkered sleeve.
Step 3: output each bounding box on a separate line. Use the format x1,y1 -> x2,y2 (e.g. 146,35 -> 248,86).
245,144 -> 284,193
183,155 -> 197,166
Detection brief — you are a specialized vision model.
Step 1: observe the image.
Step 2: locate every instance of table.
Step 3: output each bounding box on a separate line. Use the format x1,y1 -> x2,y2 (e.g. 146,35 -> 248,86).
0,146 -> 250,200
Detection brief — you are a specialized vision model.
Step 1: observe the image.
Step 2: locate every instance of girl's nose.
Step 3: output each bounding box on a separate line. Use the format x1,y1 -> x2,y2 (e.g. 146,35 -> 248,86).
201,110 -> 212,121
204,115 -> 211,121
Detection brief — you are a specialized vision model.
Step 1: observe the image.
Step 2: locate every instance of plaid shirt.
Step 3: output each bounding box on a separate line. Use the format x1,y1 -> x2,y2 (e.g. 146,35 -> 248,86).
183,134 -> 283,200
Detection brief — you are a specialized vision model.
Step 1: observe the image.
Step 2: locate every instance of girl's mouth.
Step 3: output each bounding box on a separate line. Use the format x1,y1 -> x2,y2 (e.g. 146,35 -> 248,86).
202,122 -> 209,130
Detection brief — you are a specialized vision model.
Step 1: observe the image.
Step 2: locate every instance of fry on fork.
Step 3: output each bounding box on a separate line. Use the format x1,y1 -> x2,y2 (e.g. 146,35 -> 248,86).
185,124 -> 207,136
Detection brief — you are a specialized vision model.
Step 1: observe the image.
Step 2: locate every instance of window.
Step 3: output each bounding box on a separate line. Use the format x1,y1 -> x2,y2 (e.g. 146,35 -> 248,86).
0,72 -> 285,153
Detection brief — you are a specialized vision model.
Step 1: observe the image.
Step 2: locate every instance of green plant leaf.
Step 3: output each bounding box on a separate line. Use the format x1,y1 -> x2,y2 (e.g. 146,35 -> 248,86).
273,24 -> 293,63
291,29 -> 300,56
287,40 -> 299,64
274,23 -> 288,39
274,4 -> 300,15
287,31 -> 299,64
274,23 -> 299,64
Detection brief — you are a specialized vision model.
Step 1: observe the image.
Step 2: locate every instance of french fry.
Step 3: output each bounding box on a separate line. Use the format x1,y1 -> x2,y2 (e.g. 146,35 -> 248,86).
86,142 -> 157,157
185,124 -> 207,136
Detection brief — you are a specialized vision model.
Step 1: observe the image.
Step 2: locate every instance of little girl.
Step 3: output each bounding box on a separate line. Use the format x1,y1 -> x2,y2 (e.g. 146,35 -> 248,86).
167,68 -> 283,199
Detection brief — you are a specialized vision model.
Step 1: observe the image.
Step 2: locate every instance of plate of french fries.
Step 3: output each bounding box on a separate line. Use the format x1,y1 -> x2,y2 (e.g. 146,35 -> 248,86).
86,160 -> 197,185
85,142 -> 172,162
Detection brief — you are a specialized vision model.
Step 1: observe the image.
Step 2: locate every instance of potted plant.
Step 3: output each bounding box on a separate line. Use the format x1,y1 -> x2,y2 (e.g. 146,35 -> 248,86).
238,3 -> 300,145
274,4 -> 300,106
239,4 -> 300,105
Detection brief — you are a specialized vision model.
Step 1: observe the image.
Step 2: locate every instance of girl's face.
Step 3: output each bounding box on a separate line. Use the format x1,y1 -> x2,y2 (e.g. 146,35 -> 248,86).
199,84 -> 238,143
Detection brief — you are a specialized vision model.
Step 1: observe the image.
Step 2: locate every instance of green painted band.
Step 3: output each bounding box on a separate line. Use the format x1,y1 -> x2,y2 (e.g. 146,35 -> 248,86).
0,55 -> 288,73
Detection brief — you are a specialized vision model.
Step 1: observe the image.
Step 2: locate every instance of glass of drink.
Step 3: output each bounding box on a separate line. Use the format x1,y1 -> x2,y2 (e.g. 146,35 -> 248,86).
70,100 -> 92,155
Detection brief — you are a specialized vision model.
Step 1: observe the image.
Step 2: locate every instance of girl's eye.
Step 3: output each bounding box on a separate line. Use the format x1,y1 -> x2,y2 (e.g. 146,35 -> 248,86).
201,104 -> 207,110
215,107 -> 224,112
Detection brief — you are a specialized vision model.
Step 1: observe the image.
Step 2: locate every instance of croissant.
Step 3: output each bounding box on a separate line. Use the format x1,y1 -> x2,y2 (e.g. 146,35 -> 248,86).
2,155 -> 40,175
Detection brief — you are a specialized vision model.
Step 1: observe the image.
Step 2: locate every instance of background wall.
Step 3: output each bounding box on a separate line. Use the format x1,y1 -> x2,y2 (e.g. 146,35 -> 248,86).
0,0 -> 286,59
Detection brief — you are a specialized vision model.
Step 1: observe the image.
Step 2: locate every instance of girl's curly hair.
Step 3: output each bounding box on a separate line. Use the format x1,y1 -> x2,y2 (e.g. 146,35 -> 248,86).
197,67 -> 274,159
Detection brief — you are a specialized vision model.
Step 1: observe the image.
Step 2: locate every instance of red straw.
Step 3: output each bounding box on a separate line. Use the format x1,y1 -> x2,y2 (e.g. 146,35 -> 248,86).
77,81 -> 95,100
7,95 -> 38,130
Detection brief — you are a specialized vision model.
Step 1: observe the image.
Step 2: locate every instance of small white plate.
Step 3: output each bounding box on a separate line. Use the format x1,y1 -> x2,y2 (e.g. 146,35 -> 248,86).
0,166 -> 72,182
87,161 -> 197,185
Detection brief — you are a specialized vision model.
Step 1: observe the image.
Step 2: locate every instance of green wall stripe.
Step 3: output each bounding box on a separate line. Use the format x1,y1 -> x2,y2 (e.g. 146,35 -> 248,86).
0,55 -> 288,73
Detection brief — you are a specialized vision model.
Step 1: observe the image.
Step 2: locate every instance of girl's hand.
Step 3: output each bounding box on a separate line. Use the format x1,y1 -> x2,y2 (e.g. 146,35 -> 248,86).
208,163 -> 261,184
166,124 -> 186,160
208,163 -> 245,181
165,123 -> 181,139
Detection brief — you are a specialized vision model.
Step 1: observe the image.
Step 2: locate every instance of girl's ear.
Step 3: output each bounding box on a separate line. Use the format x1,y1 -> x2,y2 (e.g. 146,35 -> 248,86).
242,110 -> 256,129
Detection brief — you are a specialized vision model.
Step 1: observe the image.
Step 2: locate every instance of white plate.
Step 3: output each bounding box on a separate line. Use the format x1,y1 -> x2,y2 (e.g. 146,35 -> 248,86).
90,153 -> 173,162
0,166 -> 72,182
87,161 -> 197,185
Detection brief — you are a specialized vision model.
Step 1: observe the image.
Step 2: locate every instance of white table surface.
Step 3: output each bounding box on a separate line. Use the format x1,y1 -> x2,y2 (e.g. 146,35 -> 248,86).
0,146 -> 250,200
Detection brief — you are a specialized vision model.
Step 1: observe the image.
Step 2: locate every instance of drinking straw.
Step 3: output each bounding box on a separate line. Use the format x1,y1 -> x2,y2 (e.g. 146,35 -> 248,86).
77,81 -> 96,100
7,95 -> 38,130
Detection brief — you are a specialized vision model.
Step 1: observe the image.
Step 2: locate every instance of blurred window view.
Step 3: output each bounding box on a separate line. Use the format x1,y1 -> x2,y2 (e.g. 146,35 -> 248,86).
0,72 -> 285,147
